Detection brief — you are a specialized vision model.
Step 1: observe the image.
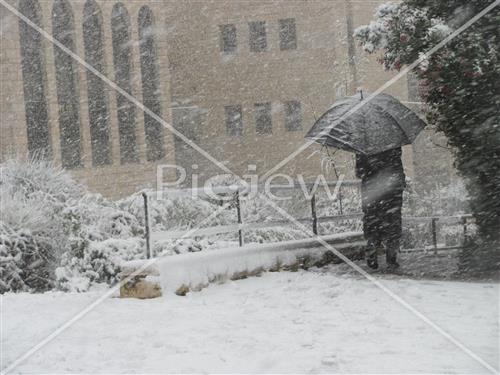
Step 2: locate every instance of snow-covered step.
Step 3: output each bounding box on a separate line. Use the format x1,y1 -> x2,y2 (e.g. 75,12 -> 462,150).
120,232 -> 365,298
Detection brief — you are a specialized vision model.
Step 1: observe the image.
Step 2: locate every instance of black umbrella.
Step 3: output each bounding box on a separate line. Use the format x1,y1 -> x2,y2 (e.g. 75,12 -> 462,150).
305,92 -> 426,155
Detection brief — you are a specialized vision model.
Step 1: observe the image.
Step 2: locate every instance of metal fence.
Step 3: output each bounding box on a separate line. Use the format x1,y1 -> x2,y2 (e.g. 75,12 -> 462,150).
141,181 -> 473,258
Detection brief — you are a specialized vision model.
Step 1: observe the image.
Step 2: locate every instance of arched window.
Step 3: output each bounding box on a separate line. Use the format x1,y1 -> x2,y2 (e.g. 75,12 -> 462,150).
83,0 -> 111,166
52,0 -> 81,168
111,3 -> 138,163
19,0 -> 51,158
138,6 -> 165,161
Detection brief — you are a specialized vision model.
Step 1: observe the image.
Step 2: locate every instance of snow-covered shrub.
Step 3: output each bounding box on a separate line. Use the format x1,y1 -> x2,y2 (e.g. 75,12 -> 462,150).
243,227 -> 305,244
53,194 -> 149,292
315,185 -> 362,235
0,158 -> 80,293
0,158 -> 147,293
1,158 -> 84,202
118,187 -> 310,246
119,190 -> 234,232
0,228 -> 56,293
56,238 -> 143,292
401,179 -> 472,249
153,238 -> 206,257
403,178 -> 469,217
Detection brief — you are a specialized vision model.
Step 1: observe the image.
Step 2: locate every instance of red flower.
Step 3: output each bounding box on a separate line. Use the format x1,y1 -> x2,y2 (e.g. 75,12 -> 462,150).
399,33 -> 409,43
439,85 -> 452,96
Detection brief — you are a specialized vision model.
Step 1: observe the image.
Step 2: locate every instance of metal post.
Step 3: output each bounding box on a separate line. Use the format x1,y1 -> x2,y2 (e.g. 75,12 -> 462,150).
431,217 -> 438,254
338,186 -> 344,215
235,190 -> 244,247
462,216 -> 468,245
311,193 -> 318,235
357,183 -> 362,212
142,192 -> 151,259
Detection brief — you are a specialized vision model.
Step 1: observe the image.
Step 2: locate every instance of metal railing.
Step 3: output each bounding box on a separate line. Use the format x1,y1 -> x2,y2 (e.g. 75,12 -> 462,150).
141,182 -> 473,258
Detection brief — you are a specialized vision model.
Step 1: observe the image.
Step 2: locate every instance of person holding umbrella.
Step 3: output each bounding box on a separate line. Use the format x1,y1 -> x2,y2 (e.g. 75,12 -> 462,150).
306,91 -> 425,270
355,147 -> 405,269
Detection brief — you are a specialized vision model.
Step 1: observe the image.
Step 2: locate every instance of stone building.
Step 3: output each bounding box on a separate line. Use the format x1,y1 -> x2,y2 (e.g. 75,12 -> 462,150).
0,0 -> 454,198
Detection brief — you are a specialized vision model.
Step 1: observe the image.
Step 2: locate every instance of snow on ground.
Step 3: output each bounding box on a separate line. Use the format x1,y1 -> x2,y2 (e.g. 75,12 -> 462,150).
2,268 -> 499,373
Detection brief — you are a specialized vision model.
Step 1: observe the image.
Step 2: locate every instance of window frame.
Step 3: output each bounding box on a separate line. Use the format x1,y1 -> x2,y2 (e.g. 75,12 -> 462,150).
284,100 -> 303,131
139,5 -> 165,162
254,102 -> 273,135
279,18 -> 297,51
219,23 -> 237,53
225,105 -> 243,136
248,20 -> 267,52
111,3 -> 139,164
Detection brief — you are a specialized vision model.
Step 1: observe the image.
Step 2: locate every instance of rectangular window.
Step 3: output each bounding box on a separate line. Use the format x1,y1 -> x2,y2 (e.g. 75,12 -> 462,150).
225,105 -> 243,136
279,18 -> 297,50
284,100 -> 302,131
255,102 -> 272,134
249,21 -> 267,52
219,24 -> 237,53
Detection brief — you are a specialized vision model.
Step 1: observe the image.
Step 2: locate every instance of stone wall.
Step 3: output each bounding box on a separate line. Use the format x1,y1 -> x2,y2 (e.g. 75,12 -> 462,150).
0,0 -> 454,199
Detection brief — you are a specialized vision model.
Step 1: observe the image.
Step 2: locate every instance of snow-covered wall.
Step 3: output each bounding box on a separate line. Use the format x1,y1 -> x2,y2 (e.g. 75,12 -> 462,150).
120,232 -> 365,297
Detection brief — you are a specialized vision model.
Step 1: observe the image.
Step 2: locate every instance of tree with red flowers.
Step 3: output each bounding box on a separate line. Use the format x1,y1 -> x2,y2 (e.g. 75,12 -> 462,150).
355,0 -> 500,273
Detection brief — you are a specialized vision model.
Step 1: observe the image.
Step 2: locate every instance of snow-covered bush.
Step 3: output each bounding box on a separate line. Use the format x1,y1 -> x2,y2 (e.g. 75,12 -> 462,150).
0,158 -> 145,293
403,178 -> 470,217
0,228 -> 56,293
243,227 -> 305,244
153,238 -> 206,256
1,158 -> 84,202
401,179 -> 472,249
119,191 -> 234,232
56,238 -> 143,292
0,158 -> 81,292
1,158 -> 317,294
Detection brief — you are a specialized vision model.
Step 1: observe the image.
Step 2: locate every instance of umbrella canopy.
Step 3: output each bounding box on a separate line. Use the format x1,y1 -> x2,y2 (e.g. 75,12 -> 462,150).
305,92 -> 426,155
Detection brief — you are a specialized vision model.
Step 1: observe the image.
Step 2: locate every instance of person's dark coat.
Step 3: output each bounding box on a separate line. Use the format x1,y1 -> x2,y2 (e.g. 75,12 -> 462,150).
355,147 -> 405,206
355,148 -> 405,263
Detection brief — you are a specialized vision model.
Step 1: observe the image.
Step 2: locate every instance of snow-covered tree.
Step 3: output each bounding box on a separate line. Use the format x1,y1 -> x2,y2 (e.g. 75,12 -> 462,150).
355,0 -> 500,272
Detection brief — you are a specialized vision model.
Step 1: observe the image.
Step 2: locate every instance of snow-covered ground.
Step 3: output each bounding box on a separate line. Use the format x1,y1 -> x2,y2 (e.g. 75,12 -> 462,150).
3,268 -> 499,373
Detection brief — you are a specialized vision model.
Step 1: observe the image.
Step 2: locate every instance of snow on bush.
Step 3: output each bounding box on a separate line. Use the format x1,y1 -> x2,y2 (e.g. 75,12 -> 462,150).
1,158 -> 472,293
0,159 -> 308,293
353,3 -> 451,72
56,238 -> 143,292
0,158 -> 81,293
0,158 -> 145,293
0,227 -> 56,293
119,191 -> 234,232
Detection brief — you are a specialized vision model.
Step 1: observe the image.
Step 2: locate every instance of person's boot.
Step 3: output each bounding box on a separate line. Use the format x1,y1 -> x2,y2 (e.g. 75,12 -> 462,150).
366,242 -> 378,269
386,245 -> 400,270
386,260 -> 400,271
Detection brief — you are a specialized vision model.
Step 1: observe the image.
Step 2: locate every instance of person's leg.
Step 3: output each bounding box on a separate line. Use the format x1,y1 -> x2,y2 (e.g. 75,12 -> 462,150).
385,193 -> 403,267
364,201 -> 381,269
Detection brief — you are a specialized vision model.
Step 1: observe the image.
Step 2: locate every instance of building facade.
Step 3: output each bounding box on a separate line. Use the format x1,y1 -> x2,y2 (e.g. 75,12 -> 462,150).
0,0 -> 453,198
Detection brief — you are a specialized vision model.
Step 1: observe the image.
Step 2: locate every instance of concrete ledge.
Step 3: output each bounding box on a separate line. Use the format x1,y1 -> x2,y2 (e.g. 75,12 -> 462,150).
120,232 -> 366,298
